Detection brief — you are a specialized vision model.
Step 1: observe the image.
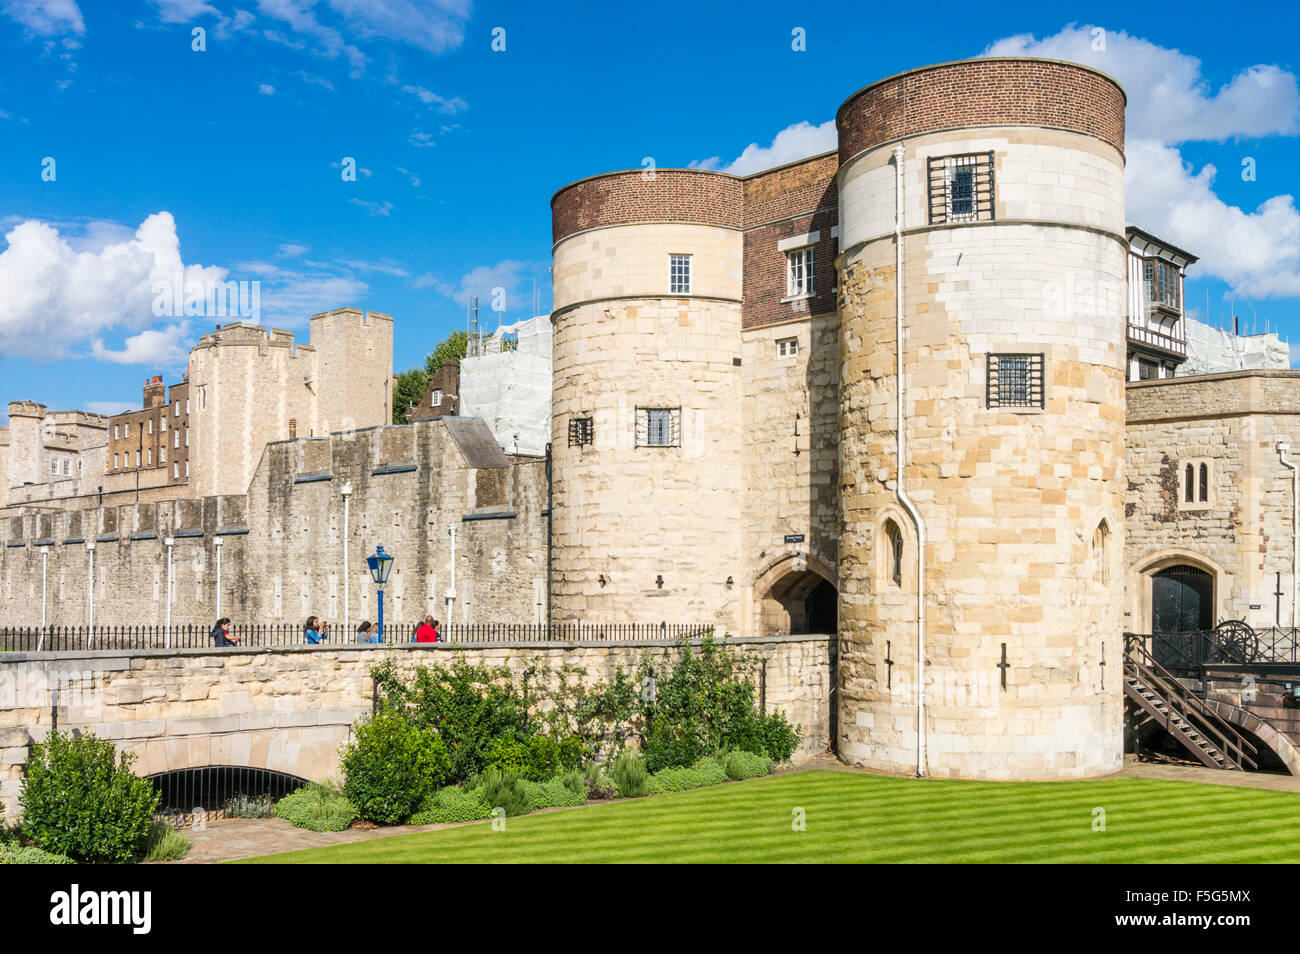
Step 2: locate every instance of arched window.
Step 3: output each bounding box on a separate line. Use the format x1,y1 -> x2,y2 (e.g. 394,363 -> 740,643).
884,520 -> 904,587
1092,520 -> 1110,584
1199,463 -> 1208,502
1185,464 -> 1194,503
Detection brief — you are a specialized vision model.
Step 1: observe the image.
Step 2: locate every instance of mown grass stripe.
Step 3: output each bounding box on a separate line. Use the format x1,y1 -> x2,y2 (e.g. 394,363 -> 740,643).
239,770 -> 1300,864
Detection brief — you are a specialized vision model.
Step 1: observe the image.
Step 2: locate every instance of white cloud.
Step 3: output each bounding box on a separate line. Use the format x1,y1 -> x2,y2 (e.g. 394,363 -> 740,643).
983,25 -> 1300,302
690,119 -> 837,177
148,0 -> 224,25
401,84 -> 467,114
407,129 -> 435,148
415,260 -> 550,315
348,198 -> 393,216
982,26 -> 1300,143
227,258 -> 368,326
294,69 -> 334,90
91,324 -> 192,366
323,0 -> 469,54
1,0 -> 84,36
277,242 -> 308,257
339,258 -> 408,276
1126,141 -> 1300,299
259,82 -> 276,95
0,212 -> 226,362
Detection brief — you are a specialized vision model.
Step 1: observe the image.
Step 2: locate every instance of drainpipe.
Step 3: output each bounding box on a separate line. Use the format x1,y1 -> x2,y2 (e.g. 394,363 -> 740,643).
85,540 -> 95,648
214,536 -> 224,619
1278,442 -> 1298,629
341,482 -> 352,634
446,524 -> 457,626
164,537 -> 175,649
893,143 -> 929,777
37,548 -> 48,652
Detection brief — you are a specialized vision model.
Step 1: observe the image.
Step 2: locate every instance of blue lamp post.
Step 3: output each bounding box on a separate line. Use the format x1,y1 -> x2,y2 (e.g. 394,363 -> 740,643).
367,544 -> 395,642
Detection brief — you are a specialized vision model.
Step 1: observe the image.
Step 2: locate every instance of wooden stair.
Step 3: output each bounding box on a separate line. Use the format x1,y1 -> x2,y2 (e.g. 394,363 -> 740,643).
1123,635 -> 1258,771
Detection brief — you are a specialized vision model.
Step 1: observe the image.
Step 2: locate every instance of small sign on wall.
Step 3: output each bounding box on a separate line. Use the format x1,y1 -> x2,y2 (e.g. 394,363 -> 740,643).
784,534 -> 805,544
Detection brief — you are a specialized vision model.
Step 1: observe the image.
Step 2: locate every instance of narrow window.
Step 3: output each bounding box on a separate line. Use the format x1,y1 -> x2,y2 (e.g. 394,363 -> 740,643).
1185,464 -> 1194,503
1093,521 -> 1111,584
1199,463 -> 1208,502
288,419 -> 296,440
786,246 -> 815,297
776,337 -> 799,358
669,254 -> 692,294
885,520 -> 904,587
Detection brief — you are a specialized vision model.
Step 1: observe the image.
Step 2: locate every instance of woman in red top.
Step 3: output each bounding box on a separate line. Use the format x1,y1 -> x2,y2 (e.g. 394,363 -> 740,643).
415,616 -> 438,643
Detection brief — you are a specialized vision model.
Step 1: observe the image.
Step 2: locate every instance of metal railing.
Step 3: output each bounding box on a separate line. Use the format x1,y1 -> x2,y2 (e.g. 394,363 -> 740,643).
1128,623 -> 1300,674
0,621 -> 713,652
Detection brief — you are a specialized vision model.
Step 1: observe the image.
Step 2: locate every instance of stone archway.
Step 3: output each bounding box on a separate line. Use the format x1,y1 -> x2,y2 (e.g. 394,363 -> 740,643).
1131,550 -> 1229,635
754,553 -> 838,636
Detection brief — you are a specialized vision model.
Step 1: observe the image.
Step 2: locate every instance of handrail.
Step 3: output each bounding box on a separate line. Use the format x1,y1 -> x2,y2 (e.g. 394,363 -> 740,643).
1124,634 -> 1258,769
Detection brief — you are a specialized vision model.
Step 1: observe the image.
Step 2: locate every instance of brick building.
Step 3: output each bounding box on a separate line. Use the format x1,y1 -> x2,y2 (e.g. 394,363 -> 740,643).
106,375 -> 191,490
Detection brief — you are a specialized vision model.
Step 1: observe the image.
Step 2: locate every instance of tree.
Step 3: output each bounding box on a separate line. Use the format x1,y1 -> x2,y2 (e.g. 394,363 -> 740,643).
423,329 -> 472,377
393,367 -> 429,425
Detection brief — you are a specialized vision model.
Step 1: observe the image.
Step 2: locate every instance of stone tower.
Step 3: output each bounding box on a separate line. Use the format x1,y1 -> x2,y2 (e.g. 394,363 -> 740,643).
835,58 -> 1128,779
5,401 -> 47,492
549,170 -> 746,629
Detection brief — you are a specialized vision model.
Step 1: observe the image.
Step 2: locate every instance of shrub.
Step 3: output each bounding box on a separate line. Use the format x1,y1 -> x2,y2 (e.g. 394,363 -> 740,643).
582,763 -> 618,800
224,793 -> 275,818
648,756 -> 728,794
609,751 -> 650,798
527,777 -> 587,811
476,768 -> 533,817
723,749 -> 773,780
559,768 -> 588,798
370,658 -> 537,783
20,730 -> 160,863
141,821 -> 190,861
0,843 -> 73,864
275,783 -> 358,832
750,711 -> 800,763
342,710 -> 451,824
409,786 -> 493,826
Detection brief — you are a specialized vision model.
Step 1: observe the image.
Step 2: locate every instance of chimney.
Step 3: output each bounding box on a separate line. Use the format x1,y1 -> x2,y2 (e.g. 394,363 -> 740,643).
143,375 -> 166,409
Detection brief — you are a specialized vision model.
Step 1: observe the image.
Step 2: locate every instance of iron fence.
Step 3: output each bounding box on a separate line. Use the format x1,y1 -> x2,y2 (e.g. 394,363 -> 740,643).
1126,624 -> 1300,674
0,621 -> 713,652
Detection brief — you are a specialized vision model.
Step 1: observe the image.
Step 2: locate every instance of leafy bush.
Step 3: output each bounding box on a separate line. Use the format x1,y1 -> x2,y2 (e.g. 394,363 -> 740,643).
526,777 -> 587,811
723,749 -> 773,780
370,658 -> 537,784
648,756 -> 728,794
342,710 -> 451,824
476,768 -> 533,817
224,793 -> 275,818
726,711 -> 801,763
275,783 -> 358,832
609,751 -> 650,798
409,786 -> 493,826
141,821 -> 190,861
20,730 -> 160,863
0,842 -> 73,864
559,768 -> 588,798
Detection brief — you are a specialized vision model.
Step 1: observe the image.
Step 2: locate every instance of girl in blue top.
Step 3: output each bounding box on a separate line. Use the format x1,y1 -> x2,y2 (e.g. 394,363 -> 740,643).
305,616 -> 329,644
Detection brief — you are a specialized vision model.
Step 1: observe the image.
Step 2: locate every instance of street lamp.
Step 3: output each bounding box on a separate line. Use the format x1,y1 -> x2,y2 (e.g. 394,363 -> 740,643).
366,544 -> 395,641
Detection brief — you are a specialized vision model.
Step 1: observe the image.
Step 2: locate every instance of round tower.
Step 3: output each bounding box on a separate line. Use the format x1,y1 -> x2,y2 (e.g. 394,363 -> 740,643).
549,169 -> 745,630
835,58 -> 1128,779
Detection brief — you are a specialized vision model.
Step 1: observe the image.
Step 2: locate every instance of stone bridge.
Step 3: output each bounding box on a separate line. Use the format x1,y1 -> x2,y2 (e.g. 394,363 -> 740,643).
0,635 -> 832,815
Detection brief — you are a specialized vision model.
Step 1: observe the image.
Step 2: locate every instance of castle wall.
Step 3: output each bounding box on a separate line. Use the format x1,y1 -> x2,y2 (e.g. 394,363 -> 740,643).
835,59 -> 1128,780
1125,371 -> 1300,631
0,418 -> 547,631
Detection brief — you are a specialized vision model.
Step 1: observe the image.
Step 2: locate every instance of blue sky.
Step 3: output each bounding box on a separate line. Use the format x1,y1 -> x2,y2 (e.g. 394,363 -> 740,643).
1,0 -> 1298,420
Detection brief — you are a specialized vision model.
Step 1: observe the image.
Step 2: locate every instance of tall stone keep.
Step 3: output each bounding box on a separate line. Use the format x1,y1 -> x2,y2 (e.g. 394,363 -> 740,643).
835,58 -> 1129,779
549,170 -> 746,629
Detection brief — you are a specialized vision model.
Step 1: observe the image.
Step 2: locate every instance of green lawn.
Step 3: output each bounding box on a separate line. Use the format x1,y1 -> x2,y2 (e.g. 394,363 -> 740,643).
237,769 -> 1300,864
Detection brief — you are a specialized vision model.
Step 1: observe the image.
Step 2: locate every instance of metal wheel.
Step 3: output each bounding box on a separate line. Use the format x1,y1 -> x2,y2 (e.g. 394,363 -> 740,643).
1210,619 -> 1259,664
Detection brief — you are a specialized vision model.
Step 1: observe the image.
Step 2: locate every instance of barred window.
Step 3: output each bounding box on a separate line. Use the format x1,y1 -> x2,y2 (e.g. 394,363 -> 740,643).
928,152 -> 995,225
986,353 -> 1044,409
636,406 -> 681,447
786,246 -> 815,297
669,254 -> 692,294
568,416 -> 594,447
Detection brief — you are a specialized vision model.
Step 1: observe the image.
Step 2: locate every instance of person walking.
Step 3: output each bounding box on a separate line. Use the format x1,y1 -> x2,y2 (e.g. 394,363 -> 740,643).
415,615 -> 438,643
210,617 -> 239,647
305,616 -> 330,644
